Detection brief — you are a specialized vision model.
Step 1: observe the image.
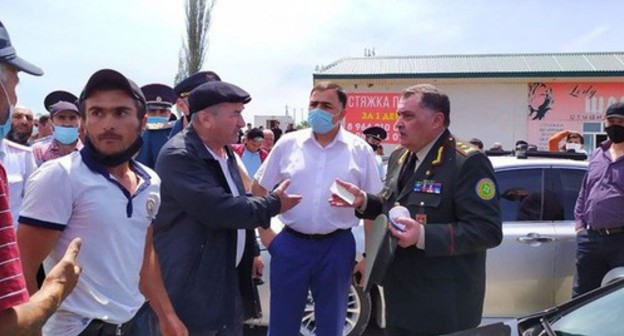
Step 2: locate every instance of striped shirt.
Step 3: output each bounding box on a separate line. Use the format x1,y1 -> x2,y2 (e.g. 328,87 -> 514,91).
0,162 -> 29,312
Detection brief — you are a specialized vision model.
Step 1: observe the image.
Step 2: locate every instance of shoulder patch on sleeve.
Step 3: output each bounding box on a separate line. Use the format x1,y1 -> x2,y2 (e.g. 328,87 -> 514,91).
475,178 -> 496,201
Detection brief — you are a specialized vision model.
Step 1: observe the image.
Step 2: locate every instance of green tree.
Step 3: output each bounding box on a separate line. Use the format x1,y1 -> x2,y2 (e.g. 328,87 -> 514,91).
296,121 -> 310,129
175,0 -> 217,84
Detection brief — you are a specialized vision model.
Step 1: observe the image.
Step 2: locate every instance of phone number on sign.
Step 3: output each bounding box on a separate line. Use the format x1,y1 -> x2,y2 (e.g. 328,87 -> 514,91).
345,123 -> 400,142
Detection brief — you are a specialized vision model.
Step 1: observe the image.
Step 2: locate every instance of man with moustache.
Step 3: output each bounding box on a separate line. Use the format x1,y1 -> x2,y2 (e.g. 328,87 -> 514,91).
6,105 -> 34,145
331,84 -> 502,335
17,69 -> 186,335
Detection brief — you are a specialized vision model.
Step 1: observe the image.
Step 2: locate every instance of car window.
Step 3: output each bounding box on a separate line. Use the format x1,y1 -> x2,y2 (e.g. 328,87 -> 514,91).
557,169 -> 585,220
550,285 -> 624,335
496,168 -> 544,221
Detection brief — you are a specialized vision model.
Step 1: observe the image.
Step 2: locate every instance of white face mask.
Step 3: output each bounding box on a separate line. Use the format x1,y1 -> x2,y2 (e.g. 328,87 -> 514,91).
565,143 -> 582,152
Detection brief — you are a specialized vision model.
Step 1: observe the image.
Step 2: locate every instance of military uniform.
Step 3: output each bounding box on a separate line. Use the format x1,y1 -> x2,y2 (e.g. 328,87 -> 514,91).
358,129 -> 502,334
135,83 -> 178,168
136,120 -> 175,168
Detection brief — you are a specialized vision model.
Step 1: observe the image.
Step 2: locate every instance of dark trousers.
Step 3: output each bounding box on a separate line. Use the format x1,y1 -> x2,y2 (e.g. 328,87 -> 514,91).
267,229 -> 355,336
79,319 -> 134,336
573,229 -> 624,297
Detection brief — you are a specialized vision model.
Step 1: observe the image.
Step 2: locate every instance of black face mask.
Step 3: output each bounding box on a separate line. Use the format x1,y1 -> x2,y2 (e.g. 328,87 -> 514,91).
84,135 -> 143,167
606,124 -> 624,144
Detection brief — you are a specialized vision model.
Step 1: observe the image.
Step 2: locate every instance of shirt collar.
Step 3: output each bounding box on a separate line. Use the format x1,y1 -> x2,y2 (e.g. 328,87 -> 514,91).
415,130 -> 445,161
301,126 -> 348,148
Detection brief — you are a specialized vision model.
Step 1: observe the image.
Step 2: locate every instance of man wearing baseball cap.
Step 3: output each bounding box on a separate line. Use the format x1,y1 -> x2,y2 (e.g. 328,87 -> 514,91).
0,20 -> 83,335
574,101 -> 624,297
18,69 -> 187,335
31,90 -> 83,166
149,81 -> 302,334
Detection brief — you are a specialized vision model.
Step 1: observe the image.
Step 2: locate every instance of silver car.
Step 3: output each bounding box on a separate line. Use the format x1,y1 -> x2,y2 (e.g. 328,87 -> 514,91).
246,155 -> 588,335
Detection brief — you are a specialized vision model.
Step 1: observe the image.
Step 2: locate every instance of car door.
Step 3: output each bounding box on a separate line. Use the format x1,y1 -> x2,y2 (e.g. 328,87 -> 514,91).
550,166 -> 587,305
483,166 -> 557,318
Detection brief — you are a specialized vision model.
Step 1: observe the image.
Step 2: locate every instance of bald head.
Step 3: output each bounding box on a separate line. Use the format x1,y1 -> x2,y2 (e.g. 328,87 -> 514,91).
262,129 -> 274,151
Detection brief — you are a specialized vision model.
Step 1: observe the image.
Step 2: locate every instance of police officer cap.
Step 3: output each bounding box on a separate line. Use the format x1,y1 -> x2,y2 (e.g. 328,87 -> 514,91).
44,90 -> 79,116
0,21 -> 43,76
141,83 -> 177,109
174,71 -> 221,98
363,126 -> 387,141
79,69 -> 146,105
188,81 -> 251,115
606,102 -> 624,120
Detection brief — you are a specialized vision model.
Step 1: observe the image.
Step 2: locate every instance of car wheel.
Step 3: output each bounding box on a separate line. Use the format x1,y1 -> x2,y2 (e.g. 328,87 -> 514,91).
299,283 -> 372,336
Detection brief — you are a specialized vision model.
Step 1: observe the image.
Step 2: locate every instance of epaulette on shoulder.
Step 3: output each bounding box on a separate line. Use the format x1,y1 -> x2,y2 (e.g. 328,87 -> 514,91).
392,146 -> 410,164
454,139 -> 478,157
145,121 -> 175,131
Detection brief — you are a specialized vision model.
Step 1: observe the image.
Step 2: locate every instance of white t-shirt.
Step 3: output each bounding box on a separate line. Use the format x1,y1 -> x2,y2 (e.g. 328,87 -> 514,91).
255,128 -> 383,234
19,151 -> 160,335
0,139 -> 37,227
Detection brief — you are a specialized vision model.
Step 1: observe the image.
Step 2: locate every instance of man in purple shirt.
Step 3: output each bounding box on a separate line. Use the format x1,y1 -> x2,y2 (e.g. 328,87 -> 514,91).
573,101 -> 624,297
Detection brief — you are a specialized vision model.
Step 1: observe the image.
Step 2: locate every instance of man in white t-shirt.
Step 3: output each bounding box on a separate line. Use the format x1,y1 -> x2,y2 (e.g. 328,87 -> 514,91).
16,69 -> 187,336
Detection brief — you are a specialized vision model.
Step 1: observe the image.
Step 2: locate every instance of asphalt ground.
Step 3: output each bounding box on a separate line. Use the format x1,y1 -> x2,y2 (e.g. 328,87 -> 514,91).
243,326 -> 384,336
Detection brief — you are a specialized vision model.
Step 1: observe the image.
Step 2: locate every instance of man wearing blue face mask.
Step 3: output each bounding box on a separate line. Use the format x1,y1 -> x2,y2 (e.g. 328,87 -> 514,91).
253,81 -> 383,336
32,90 -> 82,166
135,83 -> 177,168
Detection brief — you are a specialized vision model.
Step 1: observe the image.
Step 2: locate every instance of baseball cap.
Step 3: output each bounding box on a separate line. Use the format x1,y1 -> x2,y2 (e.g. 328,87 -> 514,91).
0,20 -> 43,76
79,69 -> 146,105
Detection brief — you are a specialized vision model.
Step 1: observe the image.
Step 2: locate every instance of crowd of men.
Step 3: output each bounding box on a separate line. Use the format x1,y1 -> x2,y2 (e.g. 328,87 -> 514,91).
1,18 -> 624,336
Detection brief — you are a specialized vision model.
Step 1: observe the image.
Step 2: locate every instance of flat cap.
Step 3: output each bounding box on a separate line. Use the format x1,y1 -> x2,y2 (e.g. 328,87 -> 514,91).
44,90 -> 79,115
79,69 -> 146,105
188,81 -> 251,115
174,70 -> 221,98
141,83 -> 177,109
606,102 -> 624,120
363,126 -> 387,141
0,20 -> 43,76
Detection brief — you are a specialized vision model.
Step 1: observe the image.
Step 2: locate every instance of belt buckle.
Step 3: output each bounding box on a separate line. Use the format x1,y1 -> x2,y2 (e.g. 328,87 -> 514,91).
116,325 -> 123,336
605,228 -> 611,235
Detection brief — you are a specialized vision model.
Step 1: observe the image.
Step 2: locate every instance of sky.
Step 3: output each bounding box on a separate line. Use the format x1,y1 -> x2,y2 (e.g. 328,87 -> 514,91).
3,0 -> 624,125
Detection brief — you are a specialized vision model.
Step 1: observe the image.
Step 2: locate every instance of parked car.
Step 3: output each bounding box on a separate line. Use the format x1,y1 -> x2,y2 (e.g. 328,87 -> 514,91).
246,154 -> 589,335
449,268 -> 624,336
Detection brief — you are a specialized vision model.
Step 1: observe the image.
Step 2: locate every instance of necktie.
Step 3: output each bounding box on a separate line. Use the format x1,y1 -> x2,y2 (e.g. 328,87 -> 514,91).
398,153 -> 417,191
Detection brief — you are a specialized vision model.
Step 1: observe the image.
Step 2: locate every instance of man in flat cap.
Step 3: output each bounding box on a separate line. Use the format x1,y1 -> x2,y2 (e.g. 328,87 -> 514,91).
253,81 -> 382,336
574,101 -> 624,297
169,70 -> 221,138
18,69 -> 186,335
0,19 -> 83,335
31,90 -> 82,166
136,83 -> 178,168
148,80 -> 302,335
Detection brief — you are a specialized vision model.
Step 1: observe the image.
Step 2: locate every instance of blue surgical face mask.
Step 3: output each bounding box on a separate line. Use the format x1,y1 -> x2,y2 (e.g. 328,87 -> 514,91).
53,126 -> 79,145
308,108 -> 335,134
147,116 -> 169,125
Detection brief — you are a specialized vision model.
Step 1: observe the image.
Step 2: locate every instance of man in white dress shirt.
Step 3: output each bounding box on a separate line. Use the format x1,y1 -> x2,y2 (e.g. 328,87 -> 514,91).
253,81 -> 383,336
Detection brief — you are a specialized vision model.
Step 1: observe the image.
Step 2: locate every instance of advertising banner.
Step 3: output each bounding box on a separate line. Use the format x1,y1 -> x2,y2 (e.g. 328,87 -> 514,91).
345,92 -> 401,144
527,82 -> 624,149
